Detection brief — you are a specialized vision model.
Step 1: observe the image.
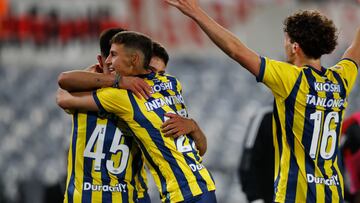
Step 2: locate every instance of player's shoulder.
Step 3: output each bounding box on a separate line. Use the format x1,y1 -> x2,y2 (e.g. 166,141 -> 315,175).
154,73 -> 182,84
97,87 -> 127,94
329,58 -> 359,70
264,57 -> 303,70
96,87 -> 130,102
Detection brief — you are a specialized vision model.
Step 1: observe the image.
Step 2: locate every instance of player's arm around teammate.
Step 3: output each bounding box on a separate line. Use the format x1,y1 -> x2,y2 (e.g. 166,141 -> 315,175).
58,70 -> 152,99
162,113 -> 207,156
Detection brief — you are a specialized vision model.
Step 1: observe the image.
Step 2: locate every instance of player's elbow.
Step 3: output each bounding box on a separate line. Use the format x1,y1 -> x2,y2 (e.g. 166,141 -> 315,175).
56,90 -> 73,110
58,72 -> 72,91
56,95 -> 70,110
198,145 -> 207,156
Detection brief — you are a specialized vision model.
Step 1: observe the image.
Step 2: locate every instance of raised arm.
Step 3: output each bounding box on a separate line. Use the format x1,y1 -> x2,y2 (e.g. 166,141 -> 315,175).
161,113 -> 207,156
343,27 -> 360,66
166,0 -> 261,77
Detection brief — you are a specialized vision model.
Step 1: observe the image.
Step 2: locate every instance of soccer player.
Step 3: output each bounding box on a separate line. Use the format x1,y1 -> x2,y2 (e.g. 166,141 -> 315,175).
57,31 -> 217,203
57,28 -> 151,203
150,41 -> 208,156
166,0 -> 360,202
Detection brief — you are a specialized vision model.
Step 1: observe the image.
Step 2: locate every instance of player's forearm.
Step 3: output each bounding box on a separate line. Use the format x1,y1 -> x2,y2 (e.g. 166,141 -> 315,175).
191,9 -> 260,76
343,27 -> 360,66
58,71 -> 114,92
56,88 -> 99,111
190,120 -> 207,156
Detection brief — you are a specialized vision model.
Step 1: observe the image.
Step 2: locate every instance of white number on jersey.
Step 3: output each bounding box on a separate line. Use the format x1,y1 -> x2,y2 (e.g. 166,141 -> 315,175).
164,109 -> 193,153
84,124 -> 130,174
309,111 -> 339,160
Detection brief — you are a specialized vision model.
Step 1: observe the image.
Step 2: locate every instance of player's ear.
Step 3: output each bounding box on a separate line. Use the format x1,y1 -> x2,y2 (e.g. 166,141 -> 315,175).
292,42 -> 299,54
130,51 -> 141,68
97,55 -> 104,68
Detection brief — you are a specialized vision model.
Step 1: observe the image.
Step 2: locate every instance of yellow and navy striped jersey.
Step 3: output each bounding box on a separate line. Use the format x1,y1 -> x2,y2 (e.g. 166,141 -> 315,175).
93,72 -> 216,203
64,111 -> 148,203
257,57 -> 358,203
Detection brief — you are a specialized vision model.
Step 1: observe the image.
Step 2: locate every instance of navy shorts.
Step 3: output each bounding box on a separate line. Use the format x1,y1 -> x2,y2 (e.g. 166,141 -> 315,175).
190,191 -> 217,203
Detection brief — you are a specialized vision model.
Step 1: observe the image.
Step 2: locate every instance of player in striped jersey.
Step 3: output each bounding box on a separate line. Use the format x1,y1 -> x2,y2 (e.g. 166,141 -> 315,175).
150,41 -> 208,156
57,31 -> 216,203
57,28 -> 151,203
167,1 -> 360,202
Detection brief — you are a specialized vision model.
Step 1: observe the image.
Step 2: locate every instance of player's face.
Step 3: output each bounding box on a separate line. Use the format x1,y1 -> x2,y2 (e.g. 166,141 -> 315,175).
149,56 -> 166,74
105,44 -> 135,76
284,33 -> 295,64
98,55 -> 115,74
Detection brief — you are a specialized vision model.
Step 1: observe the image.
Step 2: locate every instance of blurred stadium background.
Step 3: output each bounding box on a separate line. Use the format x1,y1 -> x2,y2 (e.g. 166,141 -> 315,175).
0,0 -> 359,202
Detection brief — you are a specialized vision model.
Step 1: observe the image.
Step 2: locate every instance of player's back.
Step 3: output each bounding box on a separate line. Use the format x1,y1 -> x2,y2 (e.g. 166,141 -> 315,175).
94,72 -> 216,203
258,57 -> 358,202
64,111 -> 146,203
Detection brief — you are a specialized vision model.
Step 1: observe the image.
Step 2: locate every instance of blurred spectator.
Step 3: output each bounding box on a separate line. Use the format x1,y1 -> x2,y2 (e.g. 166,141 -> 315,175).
0,0 -> 8,18
0,4 -> 16,45
99,7 -> 124,34
17,6 -> 37,44
45,9 -> 60,44
342,112 -> 360,203
0,5 -> 125,47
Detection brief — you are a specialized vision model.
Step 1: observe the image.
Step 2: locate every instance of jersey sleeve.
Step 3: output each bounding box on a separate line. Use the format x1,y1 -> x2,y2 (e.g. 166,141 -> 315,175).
329,58 -> 358,95
93,87 -> 131,116
257,56 -> 303,98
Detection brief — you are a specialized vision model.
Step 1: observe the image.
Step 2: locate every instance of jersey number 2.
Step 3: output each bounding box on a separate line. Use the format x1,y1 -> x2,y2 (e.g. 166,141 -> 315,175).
165,110 -> 194,153
309,111 -> 339,160
84,124 -> 130,174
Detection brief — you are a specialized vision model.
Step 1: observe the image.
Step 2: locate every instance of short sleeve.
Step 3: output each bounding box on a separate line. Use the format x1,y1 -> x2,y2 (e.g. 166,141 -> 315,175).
329,58 -> 358,93
93,87 -> 131,116
258,56 -> 303,98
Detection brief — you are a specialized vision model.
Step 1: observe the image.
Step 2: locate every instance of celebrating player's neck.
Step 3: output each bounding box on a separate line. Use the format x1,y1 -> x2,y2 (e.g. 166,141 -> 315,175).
293,56 -> 322,71
133,65 -> 152,75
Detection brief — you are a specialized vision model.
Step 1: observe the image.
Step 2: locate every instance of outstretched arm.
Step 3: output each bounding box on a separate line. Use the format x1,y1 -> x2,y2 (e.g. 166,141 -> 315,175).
343,27 -> 360,66
166,0 -> 261,77
161,113 -> 207,156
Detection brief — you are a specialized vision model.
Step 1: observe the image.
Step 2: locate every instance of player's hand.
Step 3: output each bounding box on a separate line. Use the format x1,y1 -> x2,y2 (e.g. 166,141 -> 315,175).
165,0 -> 201,19
120,76 -> 152,100
161,113 -> 197,138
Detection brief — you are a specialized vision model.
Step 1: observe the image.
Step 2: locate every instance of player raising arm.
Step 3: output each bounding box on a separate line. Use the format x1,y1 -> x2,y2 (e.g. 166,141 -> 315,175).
166,0 -> 360,74
167,0 -> 360,202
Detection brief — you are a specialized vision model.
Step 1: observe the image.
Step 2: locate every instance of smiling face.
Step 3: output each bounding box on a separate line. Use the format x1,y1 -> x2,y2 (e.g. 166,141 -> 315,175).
149,56 -> 166,74
105,43 -> 136,76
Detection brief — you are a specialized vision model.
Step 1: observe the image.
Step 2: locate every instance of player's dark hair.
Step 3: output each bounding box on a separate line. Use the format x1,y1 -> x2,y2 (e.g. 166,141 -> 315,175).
152,41 -> 169,66
111,31 -> 153,69
99,27 -> 127,57
284,10 -> 338,59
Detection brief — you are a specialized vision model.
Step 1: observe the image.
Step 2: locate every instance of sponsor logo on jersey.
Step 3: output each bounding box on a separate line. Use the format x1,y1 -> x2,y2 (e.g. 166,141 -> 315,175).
314,82 -> 341,93
151,82 -> 173,93
144,94 -> 185,111
189,163 -> 205,172
307,174 -> 339,186
306,94 -> 345,108
83,182 -> 127,192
